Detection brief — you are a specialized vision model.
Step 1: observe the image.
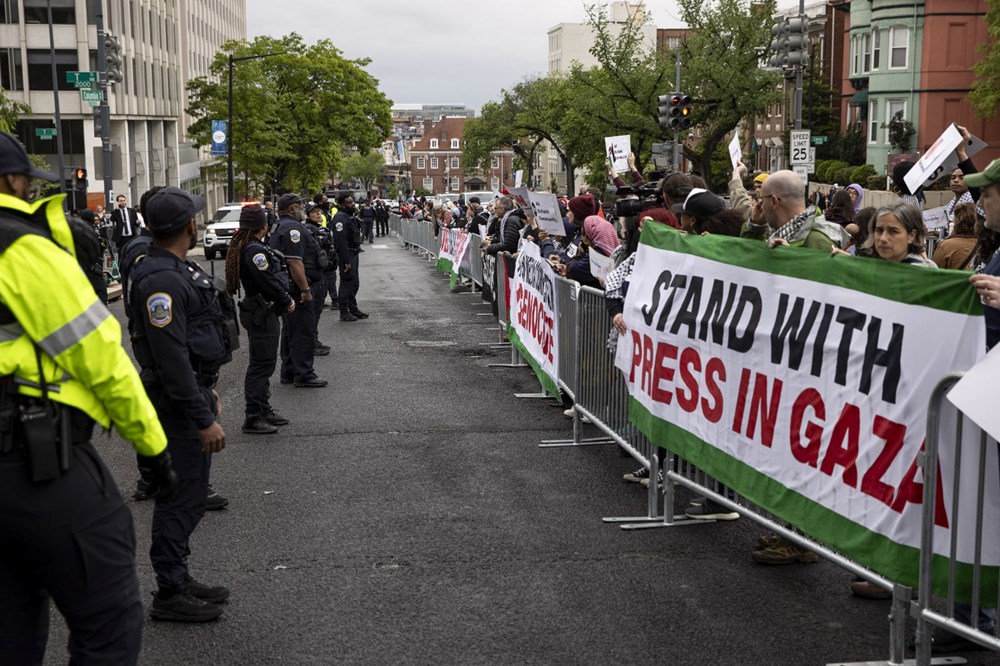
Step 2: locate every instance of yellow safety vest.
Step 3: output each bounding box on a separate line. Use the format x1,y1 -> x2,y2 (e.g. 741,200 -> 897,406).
0,192 -> 166,456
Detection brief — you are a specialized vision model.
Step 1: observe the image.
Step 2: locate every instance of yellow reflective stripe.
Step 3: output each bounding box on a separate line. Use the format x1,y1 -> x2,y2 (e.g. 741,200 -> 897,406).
37,299 -> 110,358
0,322 -> 23,342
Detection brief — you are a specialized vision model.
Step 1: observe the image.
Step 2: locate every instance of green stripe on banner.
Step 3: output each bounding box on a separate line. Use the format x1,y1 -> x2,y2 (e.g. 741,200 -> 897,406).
436,258 -> 453,273
638,223 -> 981,316
630,398 -> 1000,604
508,326 -> 563,405
450,271 -> 459,289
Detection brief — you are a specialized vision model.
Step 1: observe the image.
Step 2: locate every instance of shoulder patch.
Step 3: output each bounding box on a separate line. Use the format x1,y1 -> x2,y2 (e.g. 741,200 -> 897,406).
146,292 -> 173,328
335,222 -> 344,232
289,229 -> 301,243
253,252 -> 269,270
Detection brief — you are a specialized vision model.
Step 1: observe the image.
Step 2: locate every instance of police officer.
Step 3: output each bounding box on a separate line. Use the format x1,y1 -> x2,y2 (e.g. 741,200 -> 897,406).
0,130 -> 176,662
315,193 -> 340,310
331,193 -> 369,321
375,198 -> 389,237
360,197 -> 376,243
225,204 -> 295,434
128,186 -> 234,622
305,203 -> 333,356
270,193 -> 328,387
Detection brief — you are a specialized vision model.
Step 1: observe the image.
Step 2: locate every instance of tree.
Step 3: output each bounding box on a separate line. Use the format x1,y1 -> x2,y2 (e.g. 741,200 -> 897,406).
186,33 -> 392,198
881,110 -> 915,153
970,0 -> 1000,118
0,88 -> 30,134
342,150 -> 386,194
674,0 -> 783,182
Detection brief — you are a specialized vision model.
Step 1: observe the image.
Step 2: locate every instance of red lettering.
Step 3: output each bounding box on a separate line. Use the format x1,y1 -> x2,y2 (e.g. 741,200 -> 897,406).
676,347 -> 701,413
789,388 -> 825,468
629,332 -> 642,383
651,342 -> 677,405
861,416 -> 906,506
820,403 -> 861,487
891,442 -> 950,529
732,368 -> 752,435
747,373 -> 783,448
641,335 -> 654,395
702,357 -> 726,423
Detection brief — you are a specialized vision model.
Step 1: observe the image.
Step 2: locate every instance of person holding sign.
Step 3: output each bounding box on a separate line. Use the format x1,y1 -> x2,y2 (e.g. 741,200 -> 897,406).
744,171 -> 848,251
551,214 -> 619,289
945,126 -> 983,221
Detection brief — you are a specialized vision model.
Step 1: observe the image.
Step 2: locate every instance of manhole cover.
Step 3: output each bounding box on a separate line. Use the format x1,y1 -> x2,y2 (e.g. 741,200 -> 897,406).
405,340 -> 456,348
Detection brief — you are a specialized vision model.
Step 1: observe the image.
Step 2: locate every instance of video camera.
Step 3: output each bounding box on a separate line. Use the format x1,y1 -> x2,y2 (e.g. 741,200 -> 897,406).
613,180 -> 664,218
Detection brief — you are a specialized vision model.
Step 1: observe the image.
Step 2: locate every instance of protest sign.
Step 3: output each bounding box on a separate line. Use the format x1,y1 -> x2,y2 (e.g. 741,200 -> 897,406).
728,133 -> 742,171
507,187 -> 532,212
922,206 -> 948,231
615,224 -> 997,599
605,135 -> 631,173
905,124 -> 988,194
527,191 -> 566,237
509,242 -> 560,396
589,248 -> 613,283
450,230 -> 473,288
514,170 -> 524,188
436,228 -> 459,274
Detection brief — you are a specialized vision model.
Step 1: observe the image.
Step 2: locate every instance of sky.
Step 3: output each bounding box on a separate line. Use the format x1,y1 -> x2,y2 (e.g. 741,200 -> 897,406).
246,0 -> 804,113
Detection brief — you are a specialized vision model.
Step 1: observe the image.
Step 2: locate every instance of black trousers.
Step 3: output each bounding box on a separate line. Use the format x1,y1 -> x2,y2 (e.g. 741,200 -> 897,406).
363,220 -> 374,242
240,308 -> 279,419
311,281 -> 328,346
280,289 -> 317,382
324,268 -> 338,304
0,441 -> 144,665
376,217 -> 388,236
150,411 -> 212,594
339,251 -> 360,315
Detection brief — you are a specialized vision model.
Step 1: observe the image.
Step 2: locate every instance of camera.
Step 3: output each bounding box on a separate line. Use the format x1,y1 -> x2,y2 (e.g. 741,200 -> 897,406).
613,181 -> 663,218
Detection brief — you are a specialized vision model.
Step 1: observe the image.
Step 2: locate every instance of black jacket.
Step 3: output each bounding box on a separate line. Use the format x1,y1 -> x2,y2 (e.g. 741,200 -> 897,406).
485,211 -> 523,256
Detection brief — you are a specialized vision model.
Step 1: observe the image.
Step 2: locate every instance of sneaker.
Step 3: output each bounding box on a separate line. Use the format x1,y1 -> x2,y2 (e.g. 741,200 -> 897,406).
340,313 -> 358,322
294,377 -> 328,388
930,626 -> 992,653
561,407 -> 592,424
623,467 -> 649,484
314,346 -> 331,356
351,311 -> 369,319
264,411 -> 289,426
205,487 -> 229,511
849,579 -> 891,600
279,376 -> 294,384
133,478 -> 154,501
182,575 -> 230,604
689,496 -> 706,506
640,470 -> 664,489
150,591 -> 223,622
242,418 -> 279,435
751,538 -> 819,565
755,533 -> 781,550
685,500 -> 739,521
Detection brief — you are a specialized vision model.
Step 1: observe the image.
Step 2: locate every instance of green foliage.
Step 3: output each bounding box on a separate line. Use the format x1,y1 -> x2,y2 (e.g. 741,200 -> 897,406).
0,87 -> 30,134
850,164 -> 876,185
833,166 -> 855,185
186,33 -> 391,199
414,187 -> 431,197
971,0 -> 1000,118
830,123 -> 866,165
881,110 -> 915,152
866,174 -> 887,190
342,151 -> 386,192
816,159 -> 848,184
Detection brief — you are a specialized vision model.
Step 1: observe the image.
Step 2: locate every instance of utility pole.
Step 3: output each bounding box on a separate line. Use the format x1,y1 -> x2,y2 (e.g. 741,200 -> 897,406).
96,4 -> 111,211
794,0 -> 805,131
675,52 -> 682,170
46,0 -> 65,201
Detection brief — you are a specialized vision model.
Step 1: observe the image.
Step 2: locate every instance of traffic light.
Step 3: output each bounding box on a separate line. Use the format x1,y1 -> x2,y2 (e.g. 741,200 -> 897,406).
768,16 -> 809,69
664,92 -> 692,130
74,167 -> 87,191
92,105 -> 108,138
104,35 -> 124,83
657,94 -> 671,131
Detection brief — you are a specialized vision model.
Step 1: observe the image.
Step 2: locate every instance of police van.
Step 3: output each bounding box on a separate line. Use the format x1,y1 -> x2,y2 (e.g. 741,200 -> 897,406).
204,203 -> 250,260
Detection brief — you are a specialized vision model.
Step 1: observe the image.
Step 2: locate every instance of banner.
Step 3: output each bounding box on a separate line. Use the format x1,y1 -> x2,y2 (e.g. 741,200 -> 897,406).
451,230 -> 473,289
436,228 -> 458,273
482,252 -> 497,310
509,242 -> 560,396
615,224 -> 998,600
211,120 -> 227,157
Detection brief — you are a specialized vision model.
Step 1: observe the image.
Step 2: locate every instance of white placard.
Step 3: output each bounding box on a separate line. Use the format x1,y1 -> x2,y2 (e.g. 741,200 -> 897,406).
922,206 -> 949,231
605,135 -> 631,173
507,186 -> 532,212
905,124 -> 963,195
527,191 -> 565,237
589,248 -> 613,283
478,224 -> 487,238
514,170 -> 524,188
948,343 -> 1000,443
728,133 -> 742,171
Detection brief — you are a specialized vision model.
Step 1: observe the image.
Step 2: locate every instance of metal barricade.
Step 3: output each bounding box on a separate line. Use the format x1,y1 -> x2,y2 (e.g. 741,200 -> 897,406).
487,252 -> 526,369
926,236 -> 940,260
916,372 -> 1000,664
467,234 -> 484,290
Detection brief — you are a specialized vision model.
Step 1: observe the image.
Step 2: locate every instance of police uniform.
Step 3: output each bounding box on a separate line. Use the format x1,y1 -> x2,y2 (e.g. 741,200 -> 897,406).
238,225 -> 292,429
320,205 -> 339,308
0,132 -> 173,663
270,204 -> 326,386
305,210 -> 333,352
128,187 -> 235,622
330,207 -> 367,320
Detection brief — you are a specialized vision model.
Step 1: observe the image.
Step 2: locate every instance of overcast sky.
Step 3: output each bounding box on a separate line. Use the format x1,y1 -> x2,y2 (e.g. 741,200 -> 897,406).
246,0 -> 803,113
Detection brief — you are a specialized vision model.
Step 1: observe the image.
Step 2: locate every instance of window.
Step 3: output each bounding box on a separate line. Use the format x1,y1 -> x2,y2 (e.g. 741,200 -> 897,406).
871,28 -> 881,70
491,177 -> 500,191
0,0 -> 18,23
490,156 -> 499,169
450,177 -> 459,191
422,177 -> 433,190
851,36 -> 859,75
868,100 -> 879,143
861,33 -> 871,73
429,138 -> 438,149
450,138 -> 459,149
430,157 -> 439,169
886,100 -> 906,143
27,49 -> 77,91
1,48 -> 22,91
416,157 -> 425,169
889,26 -> 908,68
24,0 -> 74,24
451,157 -> 459,169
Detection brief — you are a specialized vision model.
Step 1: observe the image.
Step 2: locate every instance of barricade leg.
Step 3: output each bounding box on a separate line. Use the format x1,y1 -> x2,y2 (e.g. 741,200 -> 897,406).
539,407 -> 615,448
488,344 -> 526,369
602,451 -> 663,524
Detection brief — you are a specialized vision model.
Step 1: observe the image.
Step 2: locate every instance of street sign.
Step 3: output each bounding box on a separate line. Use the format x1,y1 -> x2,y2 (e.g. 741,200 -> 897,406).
811,135 -> 828,146
792,164 -> 809,184
66,70 -> 99,84
34,128 -> 56,140
790,130 -> 811,165
80,89 -> 103,106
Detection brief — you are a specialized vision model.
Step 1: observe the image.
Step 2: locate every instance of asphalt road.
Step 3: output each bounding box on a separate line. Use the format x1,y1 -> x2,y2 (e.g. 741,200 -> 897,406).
44,239 -> 1000,665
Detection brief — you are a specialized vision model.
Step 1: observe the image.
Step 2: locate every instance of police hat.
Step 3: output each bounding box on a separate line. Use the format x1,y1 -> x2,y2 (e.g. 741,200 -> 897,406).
145,186 -> 206,234
276,193 -> 304,211
0,131 -> 58,181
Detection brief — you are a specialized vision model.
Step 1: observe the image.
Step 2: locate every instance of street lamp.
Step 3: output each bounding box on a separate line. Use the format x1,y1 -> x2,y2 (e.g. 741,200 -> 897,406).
227,50 -> 286,202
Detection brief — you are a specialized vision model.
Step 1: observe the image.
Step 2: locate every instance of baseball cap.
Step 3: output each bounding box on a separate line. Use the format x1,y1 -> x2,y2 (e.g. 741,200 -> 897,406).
671,188 -> 726,220
145,186 -> 206,233
964,159 -> 1000,189
276,193 -> 304,210
753,173 -> 770,184
0,131 -> 58,181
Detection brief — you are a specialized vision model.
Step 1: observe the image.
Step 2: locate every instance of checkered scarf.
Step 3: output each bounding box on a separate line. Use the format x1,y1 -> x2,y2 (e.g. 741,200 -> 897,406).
767,206 -> 816,245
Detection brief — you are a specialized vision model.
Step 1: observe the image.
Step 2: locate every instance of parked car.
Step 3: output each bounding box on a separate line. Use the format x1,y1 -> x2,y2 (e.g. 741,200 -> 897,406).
204,203 -> 248,260
463,191 -> 498,207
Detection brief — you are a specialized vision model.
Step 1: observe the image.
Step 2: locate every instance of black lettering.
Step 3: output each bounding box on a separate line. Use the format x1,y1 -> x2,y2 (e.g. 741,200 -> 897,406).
770,294 -> 821,370
641,270 -> 673,327
834,307 -> 866,388
860,318 -> 904,404
670,276 -> 703,340
698,280 -> 737,345
810,303 -> 835,378
728,286 -> 762,353
655,273 -> 688,332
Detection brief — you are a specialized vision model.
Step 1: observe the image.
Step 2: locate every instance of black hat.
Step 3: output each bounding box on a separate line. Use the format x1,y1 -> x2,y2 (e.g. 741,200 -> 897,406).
145,186 -> 206,233
468,196 -> 481,205
671,188 -> 726,220
0,131 -> 58,181
77,208 -> 96,223
276,193 -> 303,211
239,203 -> 267,231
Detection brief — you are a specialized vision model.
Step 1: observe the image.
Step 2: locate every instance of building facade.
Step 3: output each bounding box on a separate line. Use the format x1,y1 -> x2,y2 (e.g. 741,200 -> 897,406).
408,117 -> 513,196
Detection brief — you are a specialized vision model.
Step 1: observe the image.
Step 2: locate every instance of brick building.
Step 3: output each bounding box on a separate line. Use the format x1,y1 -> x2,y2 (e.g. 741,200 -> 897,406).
408,117 -> 514,195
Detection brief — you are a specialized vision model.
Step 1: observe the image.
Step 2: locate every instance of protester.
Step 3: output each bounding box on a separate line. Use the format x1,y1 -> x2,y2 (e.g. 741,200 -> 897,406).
824,189 -> 855,227
671,188 -> 726,233
728,162 -> 755,222
845,207 -> 877,258
744,170 -> 849,251
551,214 -> 619,289
946,125 -> 982,222
933,203 -> 980,270
890,160 -> 924,211
845,183 -> 864,213
482,197 -> 521,256
858,200 -> 934,266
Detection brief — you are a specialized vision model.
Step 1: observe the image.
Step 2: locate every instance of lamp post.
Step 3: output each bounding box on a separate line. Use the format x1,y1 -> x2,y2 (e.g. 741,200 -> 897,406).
227,50 -> 286,202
